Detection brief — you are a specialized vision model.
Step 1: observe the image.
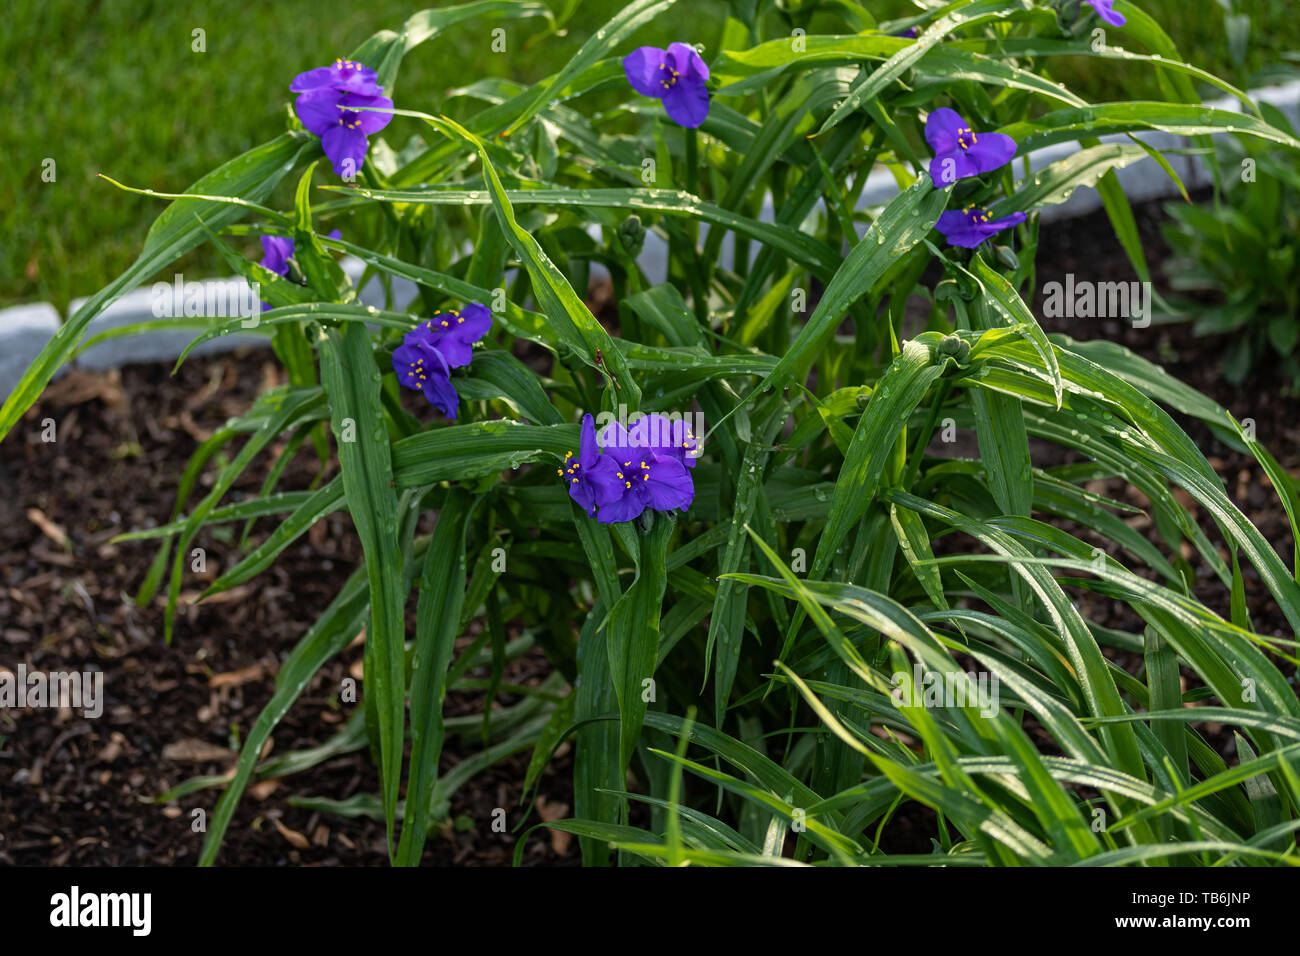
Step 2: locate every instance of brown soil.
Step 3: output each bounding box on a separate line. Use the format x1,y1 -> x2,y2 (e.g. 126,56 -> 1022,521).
0,355 -> 578,866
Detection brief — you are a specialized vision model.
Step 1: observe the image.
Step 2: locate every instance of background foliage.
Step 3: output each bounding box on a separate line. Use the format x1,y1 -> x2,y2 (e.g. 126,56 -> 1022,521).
6,0 -> 1300,310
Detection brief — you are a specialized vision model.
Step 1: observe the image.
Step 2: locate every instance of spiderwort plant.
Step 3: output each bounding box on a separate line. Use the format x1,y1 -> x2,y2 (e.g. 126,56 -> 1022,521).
16,1 -> 1300,873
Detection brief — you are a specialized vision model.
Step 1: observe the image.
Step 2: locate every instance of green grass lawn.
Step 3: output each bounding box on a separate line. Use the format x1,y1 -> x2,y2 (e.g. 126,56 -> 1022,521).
5,0 -> 1298,311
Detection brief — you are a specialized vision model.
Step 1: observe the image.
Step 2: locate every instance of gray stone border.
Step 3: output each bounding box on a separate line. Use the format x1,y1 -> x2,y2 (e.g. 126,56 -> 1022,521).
4,82 -> 1297,398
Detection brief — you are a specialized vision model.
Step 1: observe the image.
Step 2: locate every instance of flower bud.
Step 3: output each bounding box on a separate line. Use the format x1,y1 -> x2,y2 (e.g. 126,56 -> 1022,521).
617,215 -> 646,258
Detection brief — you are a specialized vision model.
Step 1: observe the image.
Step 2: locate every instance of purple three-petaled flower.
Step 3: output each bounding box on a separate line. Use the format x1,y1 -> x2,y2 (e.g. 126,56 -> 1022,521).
391,303 -> 493,418
561,414 -> 628,517
935,205 -> 1027,248
256,230 -> 340,310
925,107 -> 1018,188
291,59 -> 394,178
392,336 -> 460,419
623,42 -> 711,128
409,303 -> 493,369
259,235 -> 294,277
1084,0 -> 1126,28
592,419 -> 695,524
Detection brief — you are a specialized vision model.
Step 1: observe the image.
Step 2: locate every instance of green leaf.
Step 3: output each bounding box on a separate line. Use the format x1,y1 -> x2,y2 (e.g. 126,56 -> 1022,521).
332,185 -> 842,282
353,1 -> 555,94
811,337 -> 947,579
318,322 -> 409,858
607,515 -> 673,776
1000,103 -> 1300,154
397,489 -> 475,865
748,184 -> 948,405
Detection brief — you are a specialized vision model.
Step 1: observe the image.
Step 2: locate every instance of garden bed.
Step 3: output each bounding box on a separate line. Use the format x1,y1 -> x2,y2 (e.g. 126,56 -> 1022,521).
2,193 -> 1296,866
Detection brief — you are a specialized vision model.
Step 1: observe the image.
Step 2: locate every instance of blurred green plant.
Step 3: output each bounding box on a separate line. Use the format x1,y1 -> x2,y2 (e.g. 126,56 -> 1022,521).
1161,126 -> 1300,388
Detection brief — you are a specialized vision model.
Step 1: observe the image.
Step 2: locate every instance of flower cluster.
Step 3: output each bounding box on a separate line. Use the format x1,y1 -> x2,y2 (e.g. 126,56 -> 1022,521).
924,107 -> 1027,249
563,413 -> 697,524
291,59 -> 394,177
391,304 -> 493,419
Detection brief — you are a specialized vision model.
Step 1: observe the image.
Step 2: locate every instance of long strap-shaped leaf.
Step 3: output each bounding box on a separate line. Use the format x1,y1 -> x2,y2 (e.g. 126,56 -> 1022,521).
331,185 -> 843,282
1000,102 -> 1300,154
887,489 -> 1148,783
756,183 -> 949,398
318,322 -> 409,859
397,489 -> 474,865
607,514 -> 673,778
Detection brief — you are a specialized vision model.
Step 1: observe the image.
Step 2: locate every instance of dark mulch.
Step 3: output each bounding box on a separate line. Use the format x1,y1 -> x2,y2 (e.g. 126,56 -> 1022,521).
1,194 -> 1296,866
1031,195 -> 1299,639
0,355 -> 577,867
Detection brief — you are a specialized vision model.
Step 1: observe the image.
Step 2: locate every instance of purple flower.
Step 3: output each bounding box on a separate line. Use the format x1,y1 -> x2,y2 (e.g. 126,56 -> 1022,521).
623,42 -> 710,128
625,413 -> 700,470
560,414 -> 627,517
392,335 -> 461,419
1084,0 -> 1126,27
935,205 -> 1027,248
893,27 -> 920,38
410,303 -> 493,369
592,420 -> 695,524
291,58 -> 384,96
292,59 -> 393,178
259,235 -> 295,277
256,230 -> 340,310
391,303 -> 493,417
925,107 -> 1018,188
